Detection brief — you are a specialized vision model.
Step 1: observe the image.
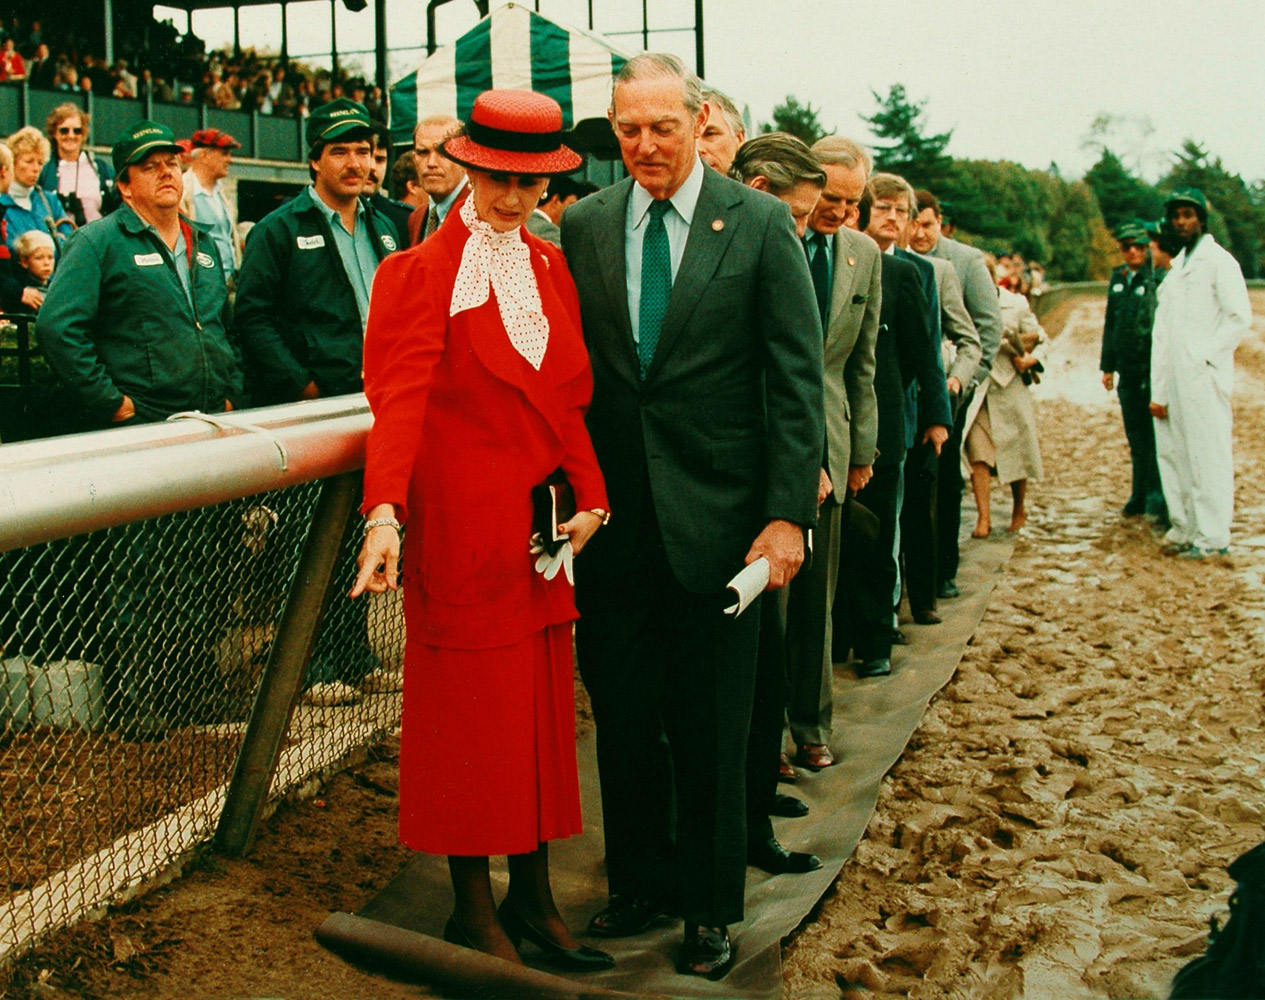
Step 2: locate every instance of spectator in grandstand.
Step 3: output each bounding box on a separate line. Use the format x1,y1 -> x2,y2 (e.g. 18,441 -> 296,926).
112,59 -> 138,98
179,128 -> 242,283
39,104 -> 115,226
27,43 -> 54,89
350,90 -> 612,971
1,126 -> 75,258
9,229 -> 54,310
0,38 -> 25,80
37,119 -> 241,427
961,253 -> 1046,536
260,65 -> 296,117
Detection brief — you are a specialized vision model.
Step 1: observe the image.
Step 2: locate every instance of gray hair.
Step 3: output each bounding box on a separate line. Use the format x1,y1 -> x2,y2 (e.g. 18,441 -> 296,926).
610,52 -> 704,117
413,114 -> 462,145
701,88 -> 744,138
811,135 -> 873,176
729,132 -> 825,194
867,171 -> 917,213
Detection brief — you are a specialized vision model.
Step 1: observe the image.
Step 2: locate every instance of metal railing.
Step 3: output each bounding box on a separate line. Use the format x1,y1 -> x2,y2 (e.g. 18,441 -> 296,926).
0,399 -> 404,967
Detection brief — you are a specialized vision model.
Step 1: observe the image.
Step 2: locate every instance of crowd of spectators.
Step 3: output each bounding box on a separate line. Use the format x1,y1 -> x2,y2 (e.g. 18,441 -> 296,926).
0,15 -> 384,119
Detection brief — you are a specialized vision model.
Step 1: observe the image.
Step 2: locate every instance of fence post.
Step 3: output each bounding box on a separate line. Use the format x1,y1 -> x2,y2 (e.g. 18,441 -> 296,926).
214,471 -> 361,856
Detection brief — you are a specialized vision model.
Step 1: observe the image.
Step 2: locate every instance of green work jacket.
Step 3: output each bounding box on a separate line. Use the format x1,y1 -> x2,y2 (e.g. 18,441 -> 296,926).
36,204 -> 242,427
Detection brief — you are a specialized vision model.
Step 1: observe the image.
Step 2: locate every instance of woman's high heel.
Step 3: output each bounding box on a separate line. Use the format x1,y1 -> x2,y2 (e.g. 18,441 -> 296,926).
497,900 -> 615,971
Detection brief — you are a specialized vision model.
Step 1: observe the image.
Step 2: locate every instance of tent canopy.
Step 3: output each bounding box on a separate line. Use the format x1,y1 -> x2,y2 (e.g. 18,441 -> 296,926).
389,2 -> 632,155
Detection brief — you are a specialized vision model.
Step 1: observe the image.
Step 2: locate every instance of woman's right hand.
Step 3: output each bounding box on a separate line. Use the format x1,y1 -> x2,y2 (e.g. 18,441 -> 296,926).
350,505 -> 401,597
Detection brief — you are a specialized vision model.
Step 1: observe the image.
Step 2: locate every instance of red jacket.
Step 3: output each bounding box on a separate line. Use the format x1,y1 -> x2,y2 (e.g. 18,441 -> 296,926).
362,206 -> 607,649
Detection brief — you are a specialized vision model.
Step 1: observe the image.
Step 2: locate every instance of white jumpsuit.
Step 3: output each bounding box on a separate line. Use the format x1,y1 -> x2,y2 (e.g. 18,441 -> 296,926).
1150,233 -> 1252,551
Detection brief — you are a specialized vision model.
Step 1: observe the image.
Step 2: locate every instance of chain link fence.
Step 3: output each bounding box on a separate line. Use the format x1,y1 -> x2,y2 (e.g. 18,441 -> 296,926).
0,408 -> 402,966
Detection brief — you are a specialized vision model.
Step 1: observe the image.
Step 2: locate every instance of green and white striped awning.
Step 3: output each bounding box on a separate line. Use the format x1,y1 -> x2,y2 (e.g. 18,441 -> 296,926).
389,2 -> 632,149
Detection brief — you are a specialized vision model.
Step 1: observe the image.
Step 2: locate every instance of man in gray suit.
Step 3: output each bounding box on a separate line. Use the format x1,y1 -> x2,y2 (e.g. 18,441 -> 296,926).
910,190 -> 1000,598
782,135 -> 881,774
561,53 -> 823,980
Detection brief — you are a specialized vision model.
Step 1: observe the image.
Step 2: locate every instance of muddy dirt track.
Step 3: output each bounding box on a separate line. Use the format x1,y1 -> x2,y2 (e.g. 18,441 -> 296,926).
3,289 -> 1265,999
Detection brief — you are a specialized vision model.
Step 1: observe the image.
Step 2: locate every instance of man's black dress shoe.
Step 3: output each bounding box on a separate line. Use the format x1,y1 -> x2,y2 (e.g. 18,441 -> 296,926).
588,894 -> 672,937
890,627 -> 910,646
678,924 -> 735,980
748,836 -> 822,875
498,901 -> 614,971
856,657 -> 891,678
937,579 -> 961,599
912,608 -> 941,625
770,792 -> 809,818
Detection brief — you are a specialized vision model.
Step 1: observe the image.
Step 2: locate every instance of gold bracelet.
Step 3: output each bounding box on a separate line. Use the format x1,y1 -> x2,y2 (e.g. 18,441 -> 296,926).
588,508 -> 611,525
363,516 -> 401,535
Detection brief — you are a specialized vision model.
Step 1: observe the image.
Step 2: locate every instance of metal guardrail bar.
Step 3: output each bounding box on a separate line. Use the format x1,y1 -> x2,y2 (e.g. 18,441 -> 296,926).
0,397 -> 372,554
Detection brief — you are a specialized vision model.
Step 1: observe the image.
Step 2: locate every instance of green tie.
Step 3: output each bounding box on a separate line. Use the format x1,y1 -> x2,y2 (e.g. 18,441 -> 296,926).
639,199 -> 673,380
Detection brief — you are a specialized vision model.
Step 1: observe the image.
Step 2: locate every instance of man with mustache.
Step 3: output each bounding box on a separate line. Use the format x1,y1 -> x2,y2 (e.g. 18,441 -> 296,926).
235,98 -> 400,406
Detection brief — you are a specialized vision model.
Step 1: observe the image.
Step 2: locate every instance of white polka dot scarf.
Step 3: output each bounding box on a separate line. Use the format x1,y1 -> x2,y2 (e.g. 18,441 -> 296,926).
450,195 -> 550,370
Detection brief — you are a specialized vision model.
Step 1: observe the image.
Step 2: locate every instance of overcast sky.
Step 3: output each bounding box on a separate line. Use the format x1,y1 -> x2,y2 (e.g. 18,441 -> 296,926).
163,0 -> 1264,183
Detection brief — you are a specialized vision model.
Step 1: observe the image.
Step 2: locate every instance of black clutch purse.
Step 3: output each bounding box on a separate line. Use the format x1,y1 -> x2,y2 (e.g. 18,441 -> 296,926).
530,468 -> 575,557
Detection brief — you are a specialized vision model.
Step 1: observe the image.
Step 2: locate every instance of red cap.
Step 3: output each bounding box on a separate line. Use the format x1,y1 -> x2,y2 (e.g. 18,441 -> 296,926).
441,90 -> 581,176
190,127 -> 241,150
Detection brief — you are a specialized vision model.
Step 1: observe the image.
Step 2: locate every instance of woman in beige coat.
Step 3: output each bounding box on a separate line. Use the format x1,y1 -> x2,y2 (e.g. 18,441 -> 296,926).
962,257 -> 1047,535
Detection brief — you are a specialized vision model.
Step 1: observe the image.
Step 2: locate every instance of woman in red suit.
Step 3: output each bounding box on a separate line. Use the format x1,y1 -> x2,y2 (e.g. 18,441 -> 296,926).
350,90 -> 611,970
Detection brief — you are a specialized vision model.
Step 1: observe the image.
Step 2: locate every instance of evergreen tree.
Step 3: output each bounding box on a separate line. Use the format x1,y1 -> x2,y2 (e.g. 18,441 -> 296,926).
862,84 -> 953,189
760,96 -> 830,146
1084,149 -> 1164,232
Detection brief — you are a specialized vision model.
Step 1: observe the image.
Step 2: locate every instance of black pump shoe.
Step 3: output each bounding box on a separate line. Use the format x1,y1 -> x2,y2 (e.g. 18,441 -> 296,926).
498,901 -> 615,971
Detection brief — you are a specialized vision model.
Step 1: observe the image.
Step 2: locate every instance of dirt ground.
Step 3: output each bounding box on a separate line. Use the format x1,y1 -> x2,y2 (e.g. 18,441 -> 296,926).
2,290 -> 1264,999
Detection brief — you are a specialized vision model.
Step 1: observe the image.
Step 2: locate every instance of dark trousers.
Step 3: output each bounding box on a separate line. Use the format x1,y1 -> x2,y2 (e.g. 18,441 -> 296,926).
900,439 -> 939,616
1117,370 -> 1166,516
576,507 -> 760,928
747,589 -> 789,846
834,463 -> 901,663
784,498 -> 841,747
936,385 -> 974,586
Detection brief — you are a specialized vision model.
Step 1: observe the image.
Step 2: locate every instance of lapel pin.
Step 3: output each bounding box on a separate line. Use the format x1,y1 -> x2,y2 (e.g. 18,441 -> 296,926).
847,256 -> 856,267
711,218 -> 724,232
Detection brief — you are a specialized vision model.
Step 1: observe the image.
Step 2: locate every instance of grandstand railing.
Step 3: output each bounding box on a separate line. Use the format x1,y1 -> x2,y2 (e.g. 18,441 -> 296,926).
0,80 -> 309,163
0,398 -> 403,967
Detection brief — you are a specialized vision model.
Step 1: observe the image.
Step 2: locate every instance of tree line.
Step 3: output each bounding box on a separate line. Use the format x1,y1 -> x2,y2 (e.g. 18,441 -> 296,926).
763,86 -> 1263,282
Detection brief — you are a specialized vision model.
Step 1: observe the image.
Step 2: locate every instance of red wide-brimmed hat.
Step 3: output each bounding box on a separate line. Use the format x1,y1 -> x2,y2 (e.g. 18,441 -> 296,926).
441,90 -> 582,176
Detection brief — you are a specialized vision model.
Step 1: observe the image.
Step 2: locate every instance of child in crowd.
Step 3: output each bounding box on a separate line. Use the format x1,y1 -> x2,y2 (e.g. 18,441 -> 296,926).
7,229 -> 55,312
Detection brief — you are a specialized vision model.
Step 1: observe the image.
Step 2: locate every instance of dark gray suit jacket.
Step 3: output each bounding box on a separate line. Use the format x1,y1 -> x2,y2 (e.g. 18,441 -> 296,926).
561,166 -> 824,599
926,234 -> 1002,386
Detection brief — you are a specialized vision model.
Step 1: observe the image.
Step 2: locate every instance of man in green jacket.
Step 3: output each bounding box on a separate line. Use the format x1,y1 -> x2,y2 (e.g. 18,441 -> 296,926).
37,119 -> 242,428
234,98 -> 399,406
1100,220 -> 1165,522
31,120 -> 245,738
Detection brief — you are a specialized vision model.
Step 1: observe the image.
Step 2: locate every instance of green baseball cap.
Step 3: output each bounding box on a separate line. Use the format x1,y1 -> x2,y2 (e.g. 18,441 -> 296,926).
112,120 -> 184,174
1113,222 -> 1149,246
1142,220 -> 1163,240
305,97 -> 373,151
1165,186 -> 1208,220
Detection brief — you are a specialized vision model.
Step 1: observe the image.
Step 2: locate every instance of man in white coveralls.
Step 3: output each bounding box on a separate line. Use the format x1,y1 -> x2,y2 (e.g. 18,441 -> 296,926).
1149,187 -> 1252,557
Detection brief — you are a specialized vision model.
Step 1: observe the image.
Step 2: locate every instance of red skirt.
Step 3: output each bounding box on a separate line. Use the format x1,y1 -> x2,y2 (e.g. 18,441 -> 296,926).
398,623 -> 583,856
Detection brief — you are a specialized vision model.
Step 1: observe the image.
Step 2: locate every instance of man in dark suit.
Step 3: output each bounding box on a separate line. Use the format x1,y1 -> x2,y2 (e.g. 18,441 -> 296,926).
561,52 -> 823,981
910,191 -> 1001,598
835,189 -> 944,677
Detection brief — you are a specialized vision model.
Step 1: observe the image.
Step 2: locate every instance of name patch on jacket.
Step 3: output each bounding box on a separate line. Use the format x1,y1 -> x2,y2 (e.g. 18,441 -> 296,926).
380,233 -> 397,252
134,253 -> 163,267
1111,283 -> 1124,293
196,252 -> 216,269
297,235 -> 326,250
